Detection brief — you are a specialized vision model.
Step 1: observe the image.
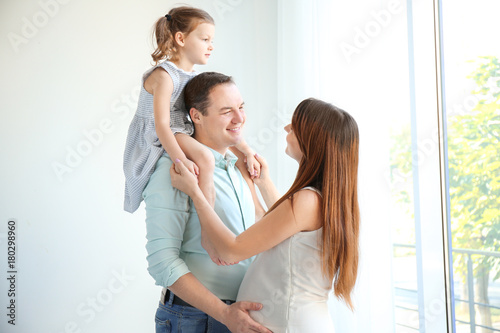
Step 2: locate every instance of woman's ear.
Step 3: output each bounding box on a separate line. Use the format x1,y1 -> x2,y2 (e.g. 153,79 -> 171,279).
190,108 -> 202,124
174,31 -> 185,47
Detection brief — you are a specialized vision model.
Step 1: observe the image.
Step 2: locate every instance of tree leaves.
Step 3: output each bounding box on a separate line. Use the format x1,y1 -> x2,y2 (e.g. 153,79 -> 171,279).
449,56 -> 500,282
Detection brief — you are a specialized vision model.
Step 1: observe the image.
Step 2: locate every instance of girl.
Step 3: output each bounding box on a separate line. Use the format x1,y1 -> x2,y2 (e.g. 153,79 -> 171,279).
123,6 -> 259,213
170,98 -> 360,332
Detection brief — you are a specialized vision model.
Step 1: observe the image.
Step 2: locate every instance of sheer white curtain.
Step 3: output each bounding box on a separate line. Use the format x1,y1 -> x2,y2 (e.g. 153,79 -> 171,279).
273,1 -> 451,332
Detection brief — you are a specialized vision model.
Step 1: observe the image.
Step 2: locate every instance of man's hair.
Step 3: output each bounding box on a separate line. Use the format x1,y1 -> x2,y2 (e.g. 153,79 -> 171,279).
184,72 -> 234,116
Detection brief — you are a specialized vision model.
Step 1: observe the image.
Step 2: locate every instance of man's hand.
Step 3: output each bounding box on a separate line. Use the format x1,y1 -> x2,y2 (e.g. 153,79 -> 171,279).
221,302 -> 272,333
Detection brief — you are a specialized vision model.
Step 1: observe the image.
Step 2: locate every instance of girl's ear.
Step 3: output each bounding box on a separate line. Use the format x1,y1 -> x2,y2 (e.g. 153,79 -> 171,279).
174,31 -> 185,47
190,108 -> 202,124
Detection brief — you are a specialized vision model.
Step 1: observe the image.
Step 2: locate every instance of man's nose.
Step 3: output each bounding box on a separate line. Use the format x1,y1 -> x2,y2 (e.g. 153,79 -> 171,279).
209,43 -> 214,51
232,109 -> 244,123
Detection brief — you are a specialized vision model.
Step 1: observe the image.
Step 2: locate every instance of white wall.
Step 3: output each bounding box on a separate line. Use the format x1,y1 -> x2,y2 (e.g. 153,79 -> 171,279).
0,1 -> 278,332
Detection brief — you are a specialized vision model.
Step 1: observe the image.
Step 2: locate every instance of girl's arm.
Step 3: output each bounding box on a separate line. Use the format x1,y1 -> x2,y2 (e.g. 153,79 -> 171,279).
170,160 -> 322,264
176,134 -> 216,207
147,69 -> 197,174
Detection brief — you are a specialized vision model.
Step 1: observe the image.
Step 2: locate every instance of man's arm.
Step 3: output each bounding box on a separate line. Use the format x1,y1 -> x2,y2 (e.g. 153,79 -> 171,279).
169,273 -> 271,332
144,157 -> 191,287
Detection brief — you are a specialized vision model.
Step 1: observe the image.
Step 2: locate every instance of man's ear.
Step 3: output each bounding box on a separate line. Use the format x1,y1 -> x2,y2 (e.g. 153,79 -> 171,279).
190,108 -> 202,124
174,31 -> 185,47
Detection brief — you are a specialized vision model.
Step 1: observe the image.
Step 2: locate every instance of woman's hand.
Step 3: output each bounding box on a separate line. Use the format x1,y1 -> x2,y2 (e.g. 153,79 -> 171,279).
170,159 -> 199,197
251,154 -> 280,208
178,157 -> 200,176
252,154 -> 269,186
243,153 -> 261,179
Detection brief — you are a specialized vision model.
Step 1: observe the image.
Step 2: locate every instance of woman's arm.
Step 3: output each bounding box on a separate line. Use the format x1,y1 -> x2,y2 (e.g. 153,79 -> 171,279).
234,154 -> 266,220
230,149 -> 279,210
252,154 -> 280,209
232,140 -> 260,178
170,160 -> 322,263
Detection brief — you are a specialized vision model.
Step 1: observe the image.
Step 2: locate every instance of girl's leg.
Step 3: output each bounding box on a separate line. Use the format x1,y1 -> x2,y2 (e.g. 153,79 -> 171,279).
176,134 -> 215,207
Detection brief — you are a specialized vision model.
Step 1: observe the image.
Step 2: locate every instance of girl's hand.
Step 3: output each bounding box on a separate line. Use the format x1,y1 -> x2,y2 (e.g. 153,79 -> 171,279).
170,159 -> 199,197
244,153 -> 261,179
252,154 -> 269,186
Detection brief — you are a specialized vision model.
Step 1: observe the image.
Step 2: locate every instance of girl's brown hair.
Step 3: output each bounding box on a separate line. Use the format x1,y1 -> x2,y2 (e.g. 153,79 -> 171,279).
267,98 -> 360,309
151,6 -> 214,65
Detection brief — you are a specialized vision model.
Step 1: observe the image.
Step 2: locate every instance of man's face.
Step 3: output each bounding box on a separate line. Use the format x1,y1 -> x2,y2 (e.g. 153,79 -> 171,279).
192,83 -> 246,154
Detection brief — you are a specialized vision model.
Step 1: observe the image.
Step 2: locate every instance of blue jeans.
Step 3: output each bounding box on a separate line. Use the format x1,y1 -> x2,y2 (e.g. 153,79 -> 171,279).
155,293 -> 232,333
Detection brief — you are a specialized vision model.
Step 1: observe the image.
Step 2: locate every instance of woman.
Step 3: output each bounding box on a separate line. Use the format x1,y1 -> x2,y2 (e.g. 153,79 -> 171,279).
170,98 -> 360,332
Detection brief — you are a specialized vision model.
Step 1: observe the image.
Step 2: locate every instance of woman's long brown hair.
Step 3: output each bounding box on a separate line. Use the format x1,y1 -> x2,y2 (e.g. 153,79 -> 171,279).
266,98 -> 360,310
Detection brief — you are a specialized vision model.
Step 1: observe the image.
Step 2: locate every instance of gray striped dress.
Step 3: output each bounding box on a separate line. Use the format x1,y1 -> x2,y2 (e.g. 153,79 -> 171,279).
123,61 -> 197,213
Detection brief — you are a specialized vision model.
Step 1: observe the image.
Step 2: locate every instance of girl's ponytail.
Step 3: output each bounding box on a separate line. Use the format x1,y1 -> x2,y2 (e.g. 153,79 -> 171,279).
151,15 -> 173,65
150,7 -> 214,65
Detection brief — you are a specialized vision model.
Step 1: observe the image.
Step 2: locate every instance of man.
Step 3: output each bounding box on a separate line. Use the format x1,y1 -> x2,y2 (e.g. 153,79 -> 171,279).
142,72 -> 270,333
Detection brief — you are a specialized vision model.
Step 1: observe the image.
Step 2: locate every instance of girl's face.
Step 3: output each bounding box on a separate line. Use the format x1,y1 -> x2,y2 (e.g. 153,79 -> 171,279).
179,22 -> 215,66
285,124 -> 303,162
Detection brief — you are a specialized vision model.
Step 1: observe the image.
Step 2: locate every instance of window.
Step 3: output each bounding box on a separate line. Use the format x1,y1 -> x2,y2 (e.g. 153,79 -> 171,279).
441,0 -> 500,331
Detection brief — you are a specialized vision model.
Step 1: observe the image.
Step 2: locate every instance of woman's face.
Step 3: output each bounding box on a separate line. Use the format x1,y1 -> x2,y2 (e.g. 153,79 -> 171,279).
284,124 -> 303,162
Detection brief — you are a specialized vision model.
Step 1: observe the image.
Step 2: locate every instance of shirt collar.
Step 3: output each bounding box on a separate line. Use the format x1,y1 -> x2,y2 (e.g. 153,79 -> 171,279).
206,146 -> 238,170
